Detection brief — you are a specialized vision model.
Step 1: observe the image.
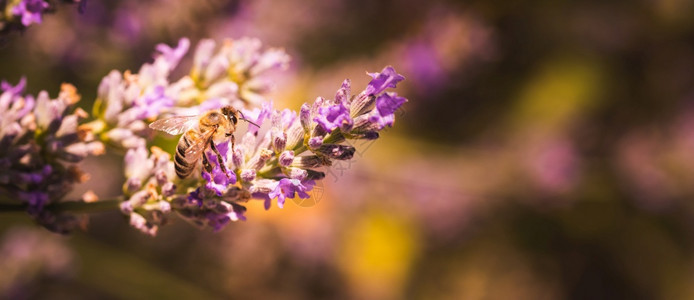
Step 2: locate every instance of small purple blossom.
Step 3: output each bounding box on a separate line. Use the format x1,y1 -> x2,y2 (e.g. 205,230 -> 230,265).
363,66 -> 406,96
314,102 -> 353,133
368,92 -> 408,130
1,77 -> 27,94
201,141 -> 237,196
268,178 -> 315,209
173,188 -> 248,231
187,188 -> 204,207
242,101 -> 273,135
120,85 -> 174,125
155,38 -> 190,68
204,201 -> 247,231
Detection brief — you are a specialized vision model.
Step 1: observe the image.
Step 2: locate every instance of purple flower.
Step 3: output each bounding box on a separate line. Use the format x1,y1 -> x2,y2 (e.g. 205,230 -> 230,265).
11,0 -> 50,26
242,101 -> 273,135
363,66 -> 405,96
119,145 -> 175,232
140,86 -> 174,119
124,146 -> 154,192
368,92 -> 407,130
0,80 -> 104,233
201,141 -> 236,196
18,191 -> 49,213
155,38 -> 190,69
205,201 -> 247,231
188,38 -> 289,106
115,84 -> 174,128
108,54 -> 407,234
314,102 -> 353,133
187,188 -> 204,207
248,179 -> 279,210
269,178 -> 315,209
1,77 -> 26,95
174,189 -> 248,232
129,213 -> 158,236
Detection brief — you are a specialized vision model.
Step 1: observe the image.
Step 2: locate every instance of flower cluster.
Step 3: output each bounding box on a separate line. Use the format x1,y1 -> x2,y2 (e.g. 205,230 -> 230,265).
89,37 -> 289,150
118,146 -> 175,236
89,38 -> 191,150
0,0 -> 85,36
123,65 -> 407,234
0,37 -> 407,236
88,37 -> 289,234
188,38 -> 291,108
0,78 -> 103,233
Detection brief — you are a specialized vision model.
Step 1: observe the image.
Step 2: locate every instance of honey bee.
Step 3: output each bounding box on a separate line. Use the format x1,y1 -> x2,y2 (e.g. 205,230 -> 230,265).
149,106 -> 258,178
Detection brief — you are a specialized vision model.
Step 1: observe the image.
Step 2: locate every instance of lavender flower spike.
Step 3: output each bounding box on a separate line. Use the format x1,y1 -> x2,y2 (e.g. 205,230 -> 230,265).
0,35 -> 407,236
0,80 -> 103,233
173,67 -> 406,219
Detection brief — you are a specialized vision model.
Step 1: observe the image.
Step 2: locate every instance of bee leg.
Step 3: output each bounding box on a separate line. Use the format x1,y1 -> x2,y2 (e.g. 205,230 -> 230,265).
231,134 -> 235,153
202,152 -> 213,173
209,140 -> 230,177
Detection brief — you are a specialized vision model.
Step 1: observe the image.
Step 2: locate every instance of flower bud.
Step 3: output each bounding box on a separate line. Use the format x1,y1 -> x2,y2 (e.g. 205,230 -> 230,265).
306,169 -> 326,180
300,103 -> 311,132
316,144 -> 355,160
271,128 -> 287,153
308,136 -> 323,149
279,150 -> 295,167
287,167 -> 307,180
241,169 -> 256,182
285,122 -> 304,150
291,155 -> 330,168
350,94 -> 375,117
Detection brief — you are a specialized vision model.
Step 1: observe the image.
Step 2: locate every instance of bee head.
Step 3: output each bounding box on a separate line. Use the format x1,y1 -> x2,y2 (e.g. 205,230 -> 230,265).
221,105 -> 238,125
221,105 -> 260,128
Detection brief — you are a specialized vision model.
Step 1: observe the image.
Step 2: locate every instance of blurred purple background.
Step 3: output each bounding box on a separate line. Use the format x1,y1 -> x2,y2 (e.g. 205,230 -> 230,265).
3,0 -> 694,299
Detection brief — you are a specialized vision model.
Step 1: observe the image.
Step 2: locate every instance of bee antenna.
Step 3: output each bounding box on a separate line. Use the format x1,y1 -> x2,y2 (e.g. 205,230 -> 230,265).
239,111 -> 260,128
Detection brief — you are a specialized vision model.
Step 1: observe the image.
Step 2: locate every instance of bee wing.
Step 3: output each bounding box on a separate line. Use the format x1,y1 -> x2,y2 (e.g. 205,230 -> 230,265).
149,116 -> 198,135
184,129 -> 216,163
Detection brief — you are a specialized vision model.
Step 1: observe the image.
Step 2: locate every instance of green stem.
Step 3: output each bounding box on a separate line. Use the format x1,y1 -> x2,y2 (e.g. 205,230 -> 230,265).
0,199 -> 121,214
323,131 -> 345,144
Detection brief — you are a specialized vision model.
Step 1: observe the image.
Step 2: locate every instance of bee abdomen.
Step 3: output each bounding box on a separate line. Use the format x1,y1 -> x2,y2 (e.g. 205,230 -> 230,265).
174,134 -> 196,178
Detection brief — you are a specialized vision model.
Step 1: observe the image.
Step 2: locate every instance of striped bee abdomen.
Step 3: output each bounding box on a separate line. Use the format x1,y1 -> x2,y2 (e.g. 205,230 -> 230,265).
174,131 -> 198,178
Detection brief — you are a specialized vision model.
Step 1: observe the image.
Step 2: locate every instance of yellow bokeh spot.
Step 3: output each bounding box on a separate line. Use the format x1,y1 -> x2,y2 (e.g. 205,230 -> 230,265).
511,57 -> 603,135
338,209 -> 419,299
